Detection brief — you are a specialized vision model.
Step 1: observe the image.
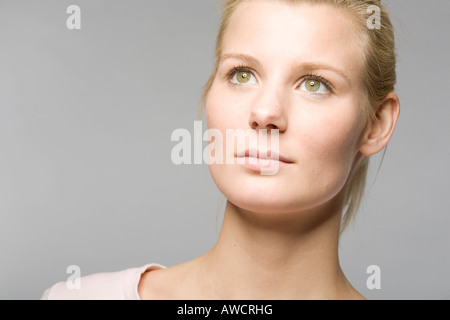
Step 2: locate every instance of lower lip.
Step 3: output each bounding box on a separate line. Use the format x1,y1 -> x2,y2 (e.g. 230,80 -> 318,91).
236,156 -> 291,173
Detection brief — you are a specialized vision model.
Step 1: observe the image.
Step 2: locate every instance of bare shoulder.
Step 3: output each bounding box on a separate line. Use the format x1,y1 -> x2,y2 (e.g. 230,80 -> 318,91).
138,260 -> 201,300
138,267 -> 170,299
340,283 -> 366,300
343,289 -> 366,300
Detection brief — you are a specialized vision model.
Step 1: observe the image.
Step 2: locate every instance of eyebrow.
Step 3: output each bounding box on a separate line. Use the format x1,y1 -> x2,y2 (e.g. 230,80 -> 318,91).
219,52 -> 351,83
219,53 -> 262,69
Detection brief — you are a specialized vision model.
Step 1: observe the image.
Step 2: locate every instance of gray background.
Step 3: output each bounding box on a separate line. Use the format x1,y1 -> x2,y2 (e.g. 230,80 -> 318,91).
0,0 -> 448,300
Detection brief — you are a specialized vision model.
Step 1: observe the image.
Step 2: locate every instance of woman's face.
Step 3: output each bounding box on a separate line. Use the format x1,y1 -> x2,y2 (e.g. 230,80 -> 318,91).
206,1 -> 367,215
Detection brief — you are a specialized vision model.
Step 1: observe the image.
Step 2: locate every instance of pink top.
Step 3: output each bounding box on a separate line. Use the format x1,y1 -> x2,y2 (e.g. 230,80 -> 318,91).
40,263 -> 166,300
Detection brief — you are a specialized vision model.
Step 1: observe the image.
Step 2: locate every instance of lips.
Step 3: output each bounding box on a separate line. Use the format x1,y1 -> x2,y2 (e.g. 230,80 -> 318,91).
235,149 -> 294,174
235,149 -> 294,164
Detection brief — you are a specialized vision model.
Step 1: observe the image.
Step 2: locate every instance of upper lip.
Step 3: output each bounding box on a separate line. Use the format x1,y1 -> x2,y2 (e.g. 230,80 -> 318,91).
236,149 -> 294,163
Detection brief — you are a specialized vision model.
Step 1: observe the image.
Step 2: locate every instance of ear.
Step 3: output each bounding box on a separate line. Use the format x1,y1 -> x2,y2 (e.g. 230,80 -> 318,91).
359,92 -> 400,156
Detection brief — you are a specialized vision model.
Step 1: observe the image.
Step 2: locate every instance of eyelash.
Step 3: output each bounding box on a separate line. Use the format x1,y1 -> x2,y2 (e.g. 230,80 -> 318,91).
302,74 -> 334,92
225,64 -> 252,81
224,65 -> 334,93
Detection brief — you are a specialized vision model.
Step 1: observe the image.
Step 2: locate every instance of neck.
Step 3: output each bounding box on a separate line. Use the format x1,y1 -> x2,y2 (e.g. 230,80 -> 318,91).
198,198 -> 358,299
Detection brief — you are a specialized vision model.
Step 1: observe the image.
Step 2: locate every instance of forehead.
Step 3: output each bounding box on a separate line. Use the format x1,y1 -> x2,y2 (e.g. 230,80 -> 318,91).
222,1 -> 364,78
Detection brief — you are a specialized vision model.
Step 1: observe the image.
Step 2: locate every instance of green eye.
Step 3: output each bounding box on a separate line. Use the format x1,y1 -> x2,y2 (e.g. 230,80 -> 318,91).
305,79 -> 321,92
300,77 -> 330,94
236,71 -> 251,83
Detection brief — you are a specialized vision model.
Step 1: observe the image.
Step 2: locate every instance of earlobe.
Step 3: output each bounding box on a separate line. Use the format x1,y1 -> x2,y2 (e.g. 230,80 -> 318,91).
359,92 -> 400,157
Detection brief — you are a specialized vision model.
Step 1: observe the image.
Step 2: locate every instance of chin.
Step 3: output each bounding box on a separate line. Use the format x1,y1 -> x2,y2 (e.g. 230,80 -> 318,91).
209,164 -> 346,217
220,183 -> 306,216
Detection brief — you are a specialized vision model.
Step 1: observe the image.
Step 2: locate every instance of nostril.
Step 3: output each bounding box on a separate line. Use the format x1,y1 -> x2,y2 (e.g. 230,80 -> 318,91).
250,121 -> 278,131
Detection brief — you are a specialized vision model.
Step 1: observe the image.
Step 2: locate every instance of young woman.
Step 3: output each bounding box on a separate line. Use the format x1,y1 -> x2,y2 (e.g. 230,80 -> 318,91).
42,0 -> 400,300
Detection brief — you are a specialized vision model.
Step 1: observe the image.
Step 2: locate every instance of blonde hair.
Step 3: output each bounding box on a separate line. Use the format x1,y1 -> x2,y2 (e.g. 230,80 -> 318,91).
199,0 -> 397,232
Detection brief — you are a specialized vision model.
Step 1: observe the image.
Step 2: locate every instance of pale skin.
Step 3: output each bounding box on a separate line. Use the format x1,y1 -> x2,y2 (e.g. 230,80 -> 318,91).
139,1 -> 400,300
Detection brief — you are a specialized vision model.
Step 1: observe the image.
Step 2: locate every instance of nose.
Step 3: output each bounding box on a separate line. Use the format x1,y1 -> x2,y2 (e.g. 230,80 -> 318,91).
248,85 -> 287,133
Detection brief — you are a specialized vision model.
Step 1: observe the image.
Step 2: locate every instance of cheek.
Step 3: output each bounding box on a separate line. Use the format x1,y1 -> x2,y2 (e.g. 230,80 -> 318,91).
205,83 -> 253,165
306,116 -> 359,156
205,85 -> 222,127
205,83 -> 247,131
295,105 -> 363,190
204,84 -> 233,177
